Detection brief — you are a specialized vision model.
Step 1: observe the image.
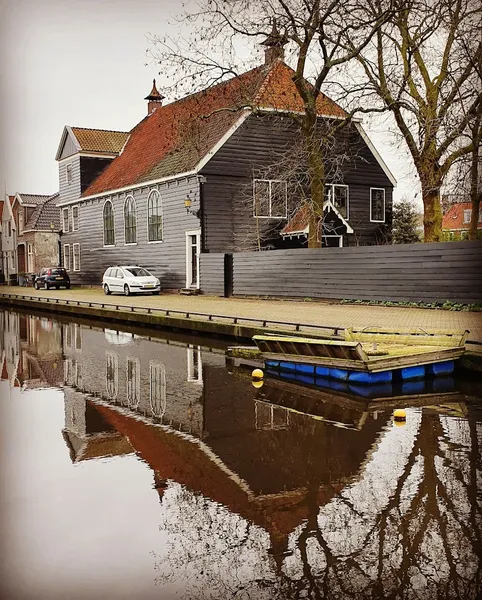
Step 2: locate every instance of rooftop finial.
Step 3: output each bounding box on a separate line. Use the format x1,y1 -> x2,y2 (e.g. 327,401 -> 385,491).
145,79 -> 165,114
261,19 -> 288,64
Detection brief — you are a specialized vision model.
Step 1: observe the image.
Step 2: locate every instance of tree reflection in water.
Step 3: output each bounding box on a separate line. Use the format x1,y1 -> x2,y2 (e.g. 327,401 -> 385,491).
151,411 -> 481,600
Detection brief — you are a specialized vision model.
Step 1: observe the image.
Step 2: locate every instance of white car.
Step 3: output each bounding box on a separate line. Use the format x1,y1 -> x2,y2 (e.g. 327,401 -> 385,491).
102,265 -> 161,296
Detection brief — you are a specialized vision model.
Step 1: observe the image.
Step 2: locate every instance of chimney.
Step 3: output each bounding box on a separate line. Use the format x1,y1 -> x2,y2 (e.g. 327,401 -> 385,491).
145,79 -> 165,115
261,19 -> 288,65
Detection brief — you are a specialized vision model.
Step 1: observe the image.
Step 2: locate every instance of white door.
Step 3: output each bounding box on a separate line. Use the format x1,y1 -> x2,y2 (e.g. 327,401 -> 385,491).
185,230 -> 201,289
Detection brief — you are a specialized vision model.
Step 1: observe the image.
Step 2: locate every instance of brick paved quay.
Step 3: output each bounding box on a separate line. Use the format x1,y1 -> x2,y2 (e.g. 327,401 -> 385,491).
1,285 -> 481,343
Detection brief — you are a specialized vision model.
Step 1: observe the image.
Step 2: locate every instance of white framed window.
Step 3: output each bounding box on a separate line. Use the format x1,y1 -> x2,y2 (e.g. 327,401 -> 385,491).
7,221 -> 11,236
126,357 -> 140,409
66,163 -> 73,185
106,352 -> 119,400
463,209 -> 471,224
62,208 -> 70,233
73,243 -> 80,271
253,179 -> 287,218
27,243 -> 34,272
187,345 -> 203,384
150,362 -> 166,418
147,189 -> 163,242
63,244 -> 70,271
103,200 -> 115,246
19,211 -> 24,233
370,188 -> 386,222
72,205 -> 79,231
124,196 -> 137,244
325,184 -> 349,219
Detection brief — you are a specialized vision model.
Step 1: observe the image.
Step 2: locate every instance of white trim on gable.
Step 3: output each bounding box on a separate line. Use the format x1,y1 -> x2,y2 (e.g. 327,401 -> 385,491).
195,110 -> 251,172
280,198 -> 354,237
55,126 -> 82,161
355,123 -> 397,187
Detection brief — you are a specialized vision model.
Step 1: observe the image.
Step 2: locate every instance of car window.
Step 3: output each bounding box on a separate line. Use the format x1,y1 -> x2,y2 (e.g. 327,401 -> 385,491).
105,268 -> 111,277
116,269 -> 124,279
51,268 -> 66,275
40,269 -> 47,275
124,267 -> 150,277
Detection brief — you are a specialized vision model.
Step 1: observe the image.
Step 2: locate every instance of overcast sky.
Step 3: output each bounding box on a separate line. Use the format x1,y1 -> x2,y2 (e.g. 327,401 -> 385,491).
0,0 -> 418,202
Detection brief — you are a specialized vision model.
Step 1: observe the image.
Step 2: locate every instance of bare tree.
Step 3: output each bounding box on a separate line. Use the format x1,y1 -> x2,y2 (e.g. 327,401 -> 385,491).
148,0 -> 394,248
354,0 -> 482,242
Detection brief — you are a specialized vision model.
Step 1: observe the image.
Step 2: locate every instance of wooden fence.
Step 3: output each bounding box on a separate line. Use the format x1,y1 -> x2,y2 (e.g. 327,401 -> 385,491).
200,241 -> 482,304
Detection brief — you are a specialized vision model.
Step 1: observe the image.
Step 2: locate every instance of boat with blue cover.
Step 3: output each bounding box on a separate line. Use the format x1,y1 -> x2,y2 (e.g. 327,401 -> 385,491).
252,327 -> 468,384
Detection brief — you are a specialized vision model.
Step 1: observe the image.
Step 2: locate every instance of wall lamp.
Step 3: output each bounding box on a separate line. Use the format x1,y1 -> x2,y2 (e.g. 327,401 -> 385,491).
184,196 -> 200,218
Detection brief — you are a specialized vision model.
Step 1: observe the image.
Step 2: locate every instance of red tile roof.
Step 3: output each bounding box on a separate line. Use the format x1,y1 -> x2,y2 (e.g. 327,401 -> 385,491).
442,202 -> 482,230
281,203 -> 310,235
83,61 -> 346,197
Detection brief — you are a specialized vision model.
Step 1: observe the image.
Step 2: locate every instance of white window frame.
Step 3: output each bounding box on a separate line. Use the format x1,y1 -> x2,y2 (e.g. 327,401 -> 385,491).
66,163 -> 73,185
187,345 -> 203,384
126,357 -> 140,409
63,244 -> 70,271
27,243 -> 34,272
72,205 -> 79,231
106,352 -> 119,400
123,195 -> 137,245
103,200 -> 115,247
370,188 -> 386,223
463,209 -> 471,224
147,189 -> 163,243
73,243 -> 80,271
62,208 -> 70,233
150,362 -> 167,418
253,179 -> 288,219
325,184 -> 350,220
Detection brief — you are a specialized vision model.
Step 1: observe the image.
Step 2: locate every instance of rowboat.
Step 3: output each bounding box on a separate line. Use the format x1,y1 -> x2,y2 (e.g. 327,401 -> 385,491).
252,327 -> 468,383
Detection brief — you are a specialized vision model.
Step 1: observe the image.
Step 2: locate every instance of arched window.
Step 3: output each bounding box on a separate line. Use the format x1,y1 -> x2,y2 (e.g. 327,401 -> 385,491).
103,200 -> 115,246
124,196 -> 137,244
147,189 -> 163,242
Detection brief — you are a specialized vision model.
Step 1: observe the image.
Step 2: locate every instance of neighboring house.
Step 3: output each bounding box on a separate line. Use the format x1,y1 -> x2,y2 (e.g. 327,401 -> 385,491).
55,126 -> 130,279
1,195 -> 17,282
10,192 -> 61,276
57,36 -> 395,289
442,202 -> 482,240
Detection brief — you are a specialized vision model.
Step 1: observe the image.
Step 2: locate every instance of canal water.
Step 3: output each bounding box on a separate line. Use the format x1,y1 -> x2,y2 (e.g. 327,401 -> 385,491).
0,308 -> 481,600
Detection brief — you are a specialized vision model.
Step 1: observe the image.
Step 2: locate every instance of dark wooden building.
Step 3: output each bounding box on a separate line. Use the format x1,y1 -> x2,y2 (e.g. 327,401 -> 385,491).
56,52 -> 395,289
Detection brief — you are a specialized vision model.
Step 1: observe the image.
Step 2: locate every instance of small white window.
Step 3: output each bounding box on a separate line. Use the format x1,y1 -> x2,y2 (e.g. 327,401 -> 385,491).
27,243 -> 34,272
62,208 -> 70,233
63,244 -> 70,270
463,209 -> 471,224
72,205 -> 79,231
370,188 -> 386,222
253,179 -> 287,218
325,184 -> 349,219
66,164 -> 73,185
73,243 -> 80,271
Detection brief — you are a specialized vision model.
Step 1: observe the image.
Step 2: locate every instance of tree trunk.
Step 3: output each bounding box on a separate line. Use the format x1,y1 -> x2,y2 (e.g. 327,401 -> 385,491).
305,121 -> 325,249
420,165 -> 443,242
468,142 -> 480,241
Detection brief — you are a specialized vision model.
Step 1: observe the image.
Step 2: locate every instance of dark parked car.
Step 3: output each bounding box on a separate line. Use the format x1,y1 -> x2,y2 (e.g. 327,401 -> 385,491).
34,267 -> 70,290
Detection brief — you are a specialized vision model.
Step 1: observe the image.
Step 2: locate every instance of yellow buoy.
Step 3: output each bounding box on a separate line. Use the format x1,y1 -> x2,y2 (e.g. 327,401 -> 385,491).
393,419 -> 406,427
252,379 -> 264,389
393,408 -> 406,421
252,368 -> 264,380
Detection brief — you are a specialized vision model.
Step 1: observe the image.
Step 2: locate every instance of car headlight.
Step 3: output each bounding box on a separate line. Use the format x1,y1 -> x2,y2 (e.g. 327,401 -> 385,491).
155,278 -> 160,286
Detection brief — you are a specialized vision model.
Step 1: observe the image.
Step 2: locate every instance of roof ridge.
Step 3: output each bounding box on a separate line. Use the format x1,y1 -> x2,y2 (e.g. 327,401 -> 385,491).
253,59 -> 285,105
71,126 -> 130,134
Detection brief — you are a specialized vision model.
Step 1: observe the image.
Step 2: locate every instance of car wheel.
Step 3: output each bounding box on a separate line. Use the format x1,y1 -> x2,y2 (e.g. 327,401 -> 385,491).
44,282 -> 49,290
65,284 -> 70,290
104,284 -> 111,295
34,281 -> 39,290
124,284 -> 131,296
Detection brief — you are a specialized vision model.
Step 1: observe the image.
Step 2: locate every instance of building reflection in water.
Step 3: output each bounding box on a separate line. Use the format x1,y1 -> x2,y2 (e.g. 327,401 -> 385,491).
1,309 -> 481,599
